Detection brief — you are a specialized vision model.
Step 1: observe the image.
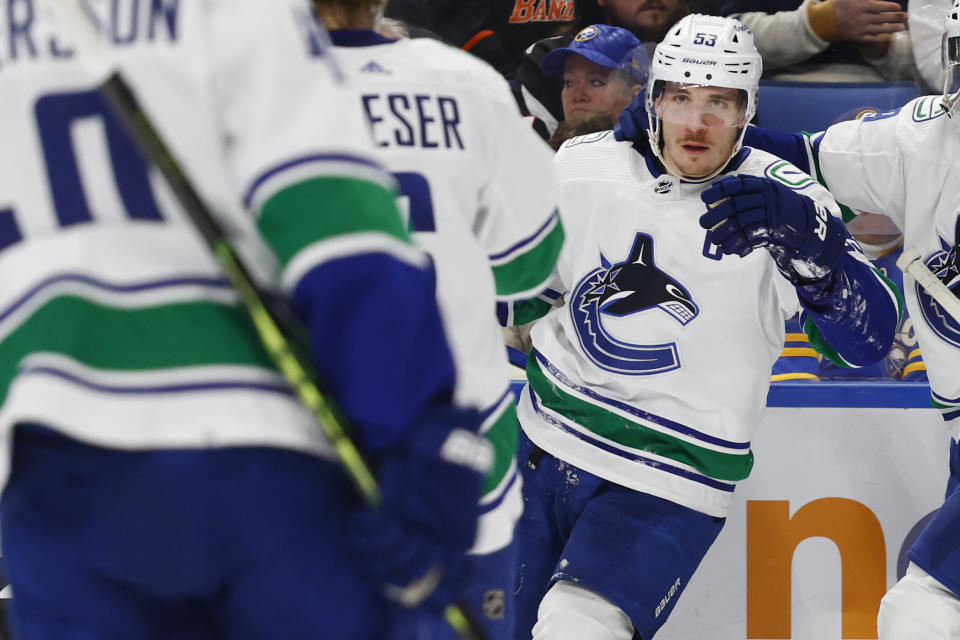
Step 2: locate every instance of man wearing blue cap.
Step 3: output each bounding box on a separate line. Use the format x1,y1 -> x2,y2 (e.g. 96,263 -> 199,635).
540,24 -> 648,135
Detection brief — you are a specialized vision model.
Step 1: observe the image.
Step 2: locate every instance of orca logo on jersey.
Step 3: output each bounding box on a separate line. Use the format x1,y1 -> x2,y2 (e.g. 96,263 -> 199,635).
570,233 -> 699,375
915,227 -> 960,348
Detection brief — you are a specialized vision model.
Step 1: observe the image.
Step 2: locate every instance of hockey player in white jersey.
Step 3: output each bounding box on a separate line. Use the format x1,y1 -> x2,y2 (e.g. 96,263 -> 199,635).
511,15 -> 902,639
794,3 -> 960,636
0,2 -> 492,638
314,0 -> 564,635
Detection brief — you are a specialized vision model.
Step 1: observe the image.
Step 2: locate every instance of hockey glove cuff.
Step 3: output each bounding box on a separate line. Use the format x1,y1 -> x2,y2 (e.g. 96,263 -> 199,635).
349,406 -> 489,608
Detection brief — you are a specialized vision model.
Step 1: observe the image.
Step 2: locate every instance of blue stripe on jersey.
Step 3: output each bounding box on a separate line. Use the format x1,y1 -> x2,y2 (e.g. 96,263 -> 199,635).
291,251 -> 457,453
480,388 -> 515,423
479,469 -> 519,515
507,346 -> 528,370
542,288 -> 563,302
528,386 -> 736,492
329,29 -> 396,47
934,390 -> 960,406
488,209 -> 559,262
243,153 -> 386,209
17,364 -> 291,396
0,209 -> 22,253
945,408 -> 960,422
0,274 -> 232,326
742,127 -> 810,173
536,351 -> 751,450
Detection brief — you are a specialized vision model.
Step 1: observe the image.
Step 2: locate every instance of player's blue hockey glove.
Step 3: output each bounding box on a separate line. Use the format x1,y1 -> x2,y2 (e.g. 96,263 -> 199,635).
699,175 -> 849,285
613,92 -> 648,142
350,405 -> 491,610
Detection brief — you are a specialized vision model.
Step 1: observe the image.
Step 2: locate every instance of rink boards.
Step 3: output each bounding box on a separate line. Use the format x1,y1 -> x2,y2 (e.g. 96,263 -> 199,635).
517,380 -> 951,640
0,381 -> 946,639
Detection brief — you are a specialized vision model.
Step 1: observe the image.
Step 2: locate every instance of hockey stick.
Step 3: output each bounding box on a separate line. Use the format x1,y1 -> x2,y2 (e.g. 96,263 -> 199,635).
897,247 -> 960,323
41,3 -> 487,638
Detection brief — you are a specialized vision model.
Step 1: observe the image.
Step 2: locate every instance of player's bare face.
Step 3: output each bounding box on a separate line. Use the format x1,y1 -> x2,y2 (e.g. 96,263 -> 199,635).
598,0 -> 683,39
561,56 -> 639,123
656,84 -> 743,178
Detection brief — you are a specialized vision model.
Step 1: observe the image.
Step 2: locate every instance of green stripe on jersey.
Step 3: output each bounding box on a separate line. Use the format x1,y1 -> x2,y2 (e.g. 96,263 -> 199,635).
482,402 -> 519,495
511,298 -> 552,326
802,314 -> 851,368
0,296 -> 274,403
802,131 -> 857,223
492,220 -> 565,298
258,176 -> 408,268
527,354 -> 753,482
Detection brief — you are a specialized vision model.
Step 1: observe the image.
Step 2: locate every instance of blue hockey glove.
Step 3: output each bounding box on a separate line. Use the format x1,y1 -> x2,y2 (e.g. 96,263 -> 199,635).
350,405 -> 491,610
699,175 -> 849,285
613,92 -> 648,142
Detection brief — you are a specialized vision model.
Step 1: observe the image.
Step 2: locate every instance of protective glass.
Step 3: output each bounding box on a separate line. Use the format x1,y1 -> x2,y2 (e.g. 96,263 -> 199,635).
618,45 -> 650,87
652,81 -> 749,129
944,34 -> 960,97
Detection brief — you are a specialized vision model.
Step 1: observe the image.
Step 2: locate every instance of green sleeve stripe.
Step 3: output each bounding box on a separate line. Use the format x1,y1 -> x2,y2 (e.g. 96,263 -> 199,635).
512,298 -> 553,326
492,219 -> 565,299
527,354 -> 754,482
258,176 -> 408,268
802,314 -> 853,368
874,264 -> 905,325
0,296 -> 274,404
481,402 -> 520,495
802,131 -> 857,222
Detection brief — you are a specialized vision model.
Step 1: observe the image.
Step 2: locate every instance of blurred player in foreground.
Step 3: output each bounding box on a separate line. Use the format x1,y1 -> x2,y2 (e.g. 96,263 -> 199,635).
510,14 -> 900,639
315,0 -> 565,635
796,3 -> 960,636
0,2 -> 489,638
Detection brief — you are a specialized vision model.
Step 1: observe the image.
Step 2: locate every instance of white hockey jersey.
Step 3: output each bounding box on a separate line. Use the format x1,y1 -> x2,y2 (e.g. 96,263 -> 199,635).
332,31 -> 562,552
518,131 -> 894,517
812,96 -> 960,428
0,2 -> 417,489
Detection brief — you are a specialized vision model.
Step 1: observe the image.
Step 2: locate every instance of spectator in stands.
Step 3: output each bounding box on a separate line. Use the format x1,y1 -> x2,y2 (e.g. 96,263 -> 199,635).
723,0 -> 917,82
910,0 -> 952,91
512,0 -> 700,139
536,24 -> 648,146
573,0 -> 698,41
518,23 -> 651,139
384,0 -> 577,77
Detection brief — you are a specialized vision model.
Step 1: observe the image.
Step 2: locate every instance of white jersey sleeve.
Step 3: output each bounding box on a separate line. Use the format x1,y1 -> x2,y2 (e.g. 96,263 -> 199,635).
813,103 -> 910,229
474,64 -> 563,302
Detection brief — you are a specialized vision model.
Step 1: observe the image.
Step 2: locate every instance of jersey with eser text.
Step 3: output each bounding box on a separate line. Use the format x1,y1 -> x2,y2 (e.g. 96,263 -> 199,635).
332,32 -> 562,553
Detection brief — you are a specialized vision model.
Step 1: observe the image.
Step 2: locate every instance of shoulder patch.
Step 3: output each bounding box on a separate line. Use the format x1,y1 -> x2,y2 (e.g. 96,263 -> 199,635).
563,130 -> 614,148
912,97 -> 948,123
860,107 -> 900,122
763,160 -> 816,191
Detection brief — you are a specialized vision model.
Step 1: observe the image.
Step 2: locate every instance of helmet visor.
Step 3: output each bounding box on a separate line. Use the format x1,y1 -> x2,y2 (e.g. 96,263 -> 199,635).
618,45 -> 650,87
651,81 -> 750,129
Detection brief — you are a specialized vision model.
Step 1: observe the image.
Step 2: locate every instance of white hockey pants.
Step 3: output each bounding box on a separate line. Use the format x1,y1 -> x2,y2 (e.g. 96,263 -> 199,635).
878,562 -> 960,639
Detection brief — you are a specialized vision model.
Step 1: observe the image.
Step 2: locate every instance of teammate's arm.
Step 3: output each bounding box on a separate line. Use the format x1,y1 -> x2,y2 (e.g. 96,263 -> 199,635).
701,174 -> 902,367
474,66 -> 565,323
209,0 -> 487,605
